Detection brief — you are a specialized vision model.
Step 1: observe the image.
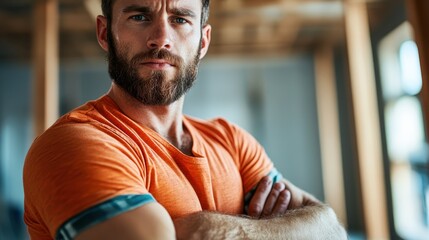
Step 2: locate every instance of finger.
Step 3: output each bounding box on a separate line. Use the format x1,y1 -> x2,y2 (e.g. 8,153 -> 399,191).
272,190 -> 291,215
247,176 -> 272,218
261,182 -> 286,217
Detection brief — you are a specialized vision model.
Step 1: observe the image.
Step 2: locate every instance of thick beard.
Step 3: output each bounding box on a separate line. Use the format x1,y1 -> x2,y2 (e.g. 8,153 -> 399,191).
107,27 -> 201,105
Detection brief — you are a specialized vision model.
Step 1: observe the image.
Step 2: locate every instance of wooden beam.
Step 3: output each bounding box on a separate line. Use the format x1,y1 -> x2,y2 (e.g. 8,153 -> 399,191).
406,0 -> 429,138
33,0 -> 59,136
314,44 -> 347,227
344,0 -> 389,238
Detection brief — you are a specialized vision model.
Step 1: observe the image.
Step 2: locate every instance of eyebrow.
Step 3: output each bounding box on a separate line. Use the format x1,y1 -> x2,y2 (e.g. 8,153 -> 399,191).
122,5 -> 151,14
122,4 -> 197,19
170,7 -> 197,19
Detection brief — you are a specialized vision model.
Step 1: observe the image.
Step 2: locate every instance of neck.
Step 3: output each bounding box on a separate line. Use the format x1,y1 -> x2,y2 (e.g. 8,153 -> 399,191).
107,83 -> 192,154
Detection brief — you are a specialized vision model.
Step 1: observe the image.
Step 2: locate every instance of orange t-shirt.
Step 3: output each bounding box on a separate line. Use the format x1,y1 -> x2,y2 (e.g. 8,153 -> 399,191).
23,95 -> 275,239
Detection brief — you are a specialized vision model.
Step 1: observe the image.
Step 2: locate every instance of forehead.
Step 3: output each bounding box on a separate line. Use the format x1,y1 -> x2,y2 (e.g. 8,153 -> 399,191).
112,0 -> 202,14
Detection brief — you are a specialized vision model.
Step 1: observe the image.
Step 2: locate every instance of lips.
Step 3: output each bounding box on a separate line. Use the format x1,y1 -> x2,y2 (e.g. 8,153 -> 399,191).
139,59 -> 176,71
131,49 -> 183,69
142,59 -> 174,66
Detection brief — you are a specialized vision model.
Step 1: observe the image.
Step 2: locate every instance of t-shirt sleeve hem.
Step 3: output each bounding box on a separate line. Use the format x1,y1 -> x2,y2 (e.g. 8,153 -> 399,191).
55,194 -> 155,240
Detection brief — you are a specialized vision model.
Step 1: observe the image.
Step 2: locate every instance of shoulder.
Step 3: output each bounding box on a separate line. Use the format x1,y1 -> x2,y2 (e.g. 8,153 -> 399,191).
24,120 -> 142,190
28,96 -> 140,163
23,105 -> 143,195
28,120 -> 136,160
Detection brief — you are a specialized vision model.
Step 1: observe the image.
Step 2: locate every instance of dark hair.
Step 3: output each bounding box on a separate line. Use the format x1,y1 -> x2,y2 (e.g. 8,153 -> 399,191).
101,0 -> 210,25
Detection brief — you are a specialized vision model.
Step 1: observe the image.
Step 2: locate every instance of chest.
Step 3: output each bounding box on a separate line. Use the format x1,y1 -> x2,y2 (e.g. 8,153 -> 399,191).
141,142 -> 244,219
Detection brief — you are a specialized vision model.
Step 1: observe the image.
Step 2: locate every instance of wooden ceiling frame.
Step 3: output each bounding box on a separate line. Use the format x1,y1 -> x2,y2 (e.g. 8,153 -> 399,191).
208,0 -> 344,56
0,0 -> 348,59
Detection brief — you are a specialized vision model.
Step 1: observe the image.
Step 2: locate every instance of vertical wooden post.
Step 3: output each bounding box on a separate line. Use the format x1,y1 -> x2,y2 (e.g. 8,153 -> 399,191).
406,0 -> 429,138
33,0 -> 59,136
344,0 -> 389,239
314,44 -> 347,227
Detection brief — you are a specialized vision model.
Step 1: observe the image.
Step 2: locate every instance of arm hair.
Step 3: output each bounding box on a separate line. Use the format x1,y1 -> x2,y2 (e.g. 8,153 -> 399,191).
174,204 -> 347,240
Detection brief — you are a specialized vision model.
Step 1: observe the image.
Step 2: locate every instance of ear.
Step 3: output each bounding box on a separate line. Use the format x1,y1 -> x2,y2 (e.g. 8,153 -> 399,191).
96,15 -> 109,52
199,24 -> 211,59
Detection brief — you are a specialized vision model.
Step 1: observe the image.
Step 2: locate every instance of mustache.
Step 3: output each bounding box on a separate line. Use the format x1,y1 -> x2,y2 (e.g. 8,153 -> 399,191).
131,49 -> 184,67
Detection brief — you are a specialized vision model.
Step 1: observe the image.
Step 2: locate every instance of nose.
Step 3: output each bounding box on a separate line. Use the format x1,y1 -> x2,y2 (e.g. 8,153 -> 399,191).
147,18 -> 172,50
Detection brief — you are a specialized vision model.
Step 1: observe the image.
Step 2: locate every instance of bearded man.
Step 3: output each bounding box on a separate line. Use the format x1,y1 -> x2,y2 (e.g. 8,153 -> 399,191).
23,0 -> 347,239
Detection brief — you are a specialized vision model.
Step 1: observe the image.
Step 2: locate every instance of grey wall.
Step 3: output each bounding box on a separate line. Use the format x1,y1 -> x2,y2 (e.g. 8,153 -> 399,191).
0,61 -> 32,239
59,60 -> 111,114
0,62 -> 32,206
261,58 -> 323,198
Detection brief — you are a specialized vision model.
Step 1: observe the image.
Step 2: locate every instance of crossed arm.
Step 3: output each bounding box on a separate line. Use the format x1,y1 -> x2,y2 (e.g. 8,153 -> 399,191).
174,177 -> 347,239
174,204 -> 345,240
76,177 -> 347,239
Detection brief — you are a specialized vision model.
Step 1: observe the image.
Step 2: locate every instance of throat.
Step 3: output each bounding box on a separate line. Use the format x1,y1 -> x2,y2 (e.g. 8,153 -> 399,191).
177,132 -> 193,156
165,130 -> 193,156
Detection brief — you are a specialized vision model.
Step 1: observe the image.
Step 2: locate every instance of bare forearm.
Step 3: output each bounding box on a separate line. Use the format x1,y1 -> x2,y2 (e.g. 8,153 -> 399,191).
174,204 -> 347,240
258,204 -> 347,239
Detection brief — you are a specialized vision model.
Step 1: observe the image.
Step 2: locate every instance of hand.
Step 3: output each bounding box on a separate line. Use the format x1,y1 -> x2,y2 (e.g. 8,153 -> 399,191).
247,176 -> 291,218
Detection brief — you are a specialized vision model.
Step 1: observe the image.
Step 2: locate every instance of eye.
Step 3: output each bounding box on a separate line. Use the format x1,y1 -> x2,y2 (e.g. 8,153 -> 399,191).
130,15 -> 148,21
173,17 -> 188,24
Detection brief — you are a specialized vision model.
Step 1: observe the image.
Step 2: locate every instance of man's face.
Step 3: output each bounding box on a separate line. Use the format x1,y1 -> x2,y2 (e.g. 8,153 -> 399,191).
104,0 -> 210,105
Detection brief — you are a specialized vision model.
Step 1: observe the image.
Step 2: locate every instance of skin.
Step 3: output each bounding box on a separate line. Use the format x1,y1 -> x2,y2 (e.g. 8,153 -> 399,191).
248,178 -> 292,218
75,0 -> 346,239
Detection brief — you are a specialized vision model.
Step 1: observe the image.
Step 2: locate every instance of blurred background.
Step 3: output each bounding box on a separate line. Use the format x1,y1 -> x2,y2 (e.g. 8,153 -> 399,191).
1,0 -> 428,239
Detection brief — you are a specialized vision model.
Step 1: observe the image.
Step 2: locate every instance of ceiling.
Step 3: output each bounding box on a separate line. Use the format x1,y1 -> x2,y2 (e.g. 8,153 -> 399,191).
209,0 -> 345,56
0,0 -> 390,61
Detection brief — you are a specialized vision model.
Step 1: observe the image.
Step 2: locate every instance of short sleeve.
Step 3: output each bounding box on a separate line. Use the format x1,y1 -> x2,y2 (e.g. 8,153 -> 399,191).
214,119 -> 277,194
23,122 -> 153,239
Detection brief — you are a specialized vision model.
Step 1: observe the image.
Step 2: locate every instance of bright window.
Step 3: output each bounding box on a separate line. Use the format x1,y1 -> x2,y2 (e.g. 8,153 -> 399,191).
379,22 -> 429,239
399,40 -> 422,96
